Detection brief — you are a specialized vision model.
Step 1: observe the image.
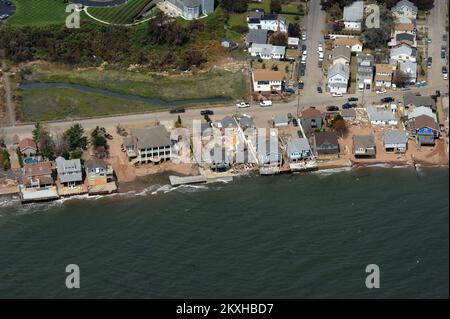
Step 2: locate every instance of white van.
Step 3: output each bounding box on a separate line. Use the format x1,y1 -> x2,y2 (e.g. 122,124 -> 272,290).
260,100 -> 273,107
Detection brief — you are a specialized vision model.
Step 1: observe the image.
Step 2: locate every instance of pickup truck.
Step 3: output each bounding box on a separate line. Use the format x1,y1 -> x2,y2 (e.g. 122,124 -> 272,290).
259,100 -> 272,107
236,102 -> 250,108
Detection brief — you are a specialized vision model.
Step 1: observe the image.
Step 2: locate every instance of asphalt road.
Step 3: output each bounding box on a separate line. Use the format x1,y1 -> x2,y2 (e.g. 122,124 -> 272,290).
301,0 -> 326,103
428,0 -> 449,88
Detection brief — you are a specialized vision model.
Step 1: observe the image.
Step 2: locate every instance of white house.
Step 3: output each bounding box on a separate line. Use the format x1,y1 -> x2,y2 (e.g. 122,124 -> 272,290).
367,106 -> 398,126
248,13 -> 287,32
331,46 -> 351,66
399,60 -> 417,83
334,37 -> 363,53
252,70 -> 284,92
375,64 -> 394,88
392,0 -> 418,20
383,130 -> 409,153
343,1 -> 364,30
250,43 -> 286,60
390,44 -> 417,63
327,63 -> 350,94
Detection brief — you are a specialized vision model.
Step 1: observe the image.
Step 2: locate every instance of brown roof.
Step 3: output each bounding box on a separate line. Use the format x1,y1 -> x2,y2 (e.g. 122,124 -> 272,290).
332,46 -> 351,60
395,23 -> 415,32
302,107 -> 323,119
375,74 -> 393,82
19,138 -> 37,152
334,37 -> 362,47
411,115 -> 439,131
22,175 -> 54,186
376,64 -> 394,74
23,161 -> 53,177
252,70 -> 284,81
314,131 -> 339,146
85,157 -> 107,171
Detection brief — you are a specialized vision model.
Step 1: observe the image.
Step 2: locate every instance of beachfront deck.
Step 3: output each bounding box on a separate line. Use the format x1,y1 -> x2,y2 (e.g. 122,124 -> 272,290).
20,186 -> 59,203
57,183 -> 88,197
88,182 -> 118,195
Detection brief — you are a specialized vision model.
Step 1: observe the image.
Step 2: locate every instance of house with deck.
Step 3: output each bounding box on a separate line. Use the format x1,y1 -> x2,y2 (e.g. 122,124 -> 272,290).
20,161 -> 59,202
356,54 -> 374,91
367,106 -> 398,126
375,64 -> 394,88
252,70 -> 284,93
247,11 -> 288,32
331,46 -> 351,66
124,126 -> 172,164
408,115 -> 440,146
246,29 -> 268,46
383,130 -> 409,153
313,131 -> 340,157
55,157 -> 83,187
353,135 -> 376,158
403,93 -> 436,112
85,157 -> 114,187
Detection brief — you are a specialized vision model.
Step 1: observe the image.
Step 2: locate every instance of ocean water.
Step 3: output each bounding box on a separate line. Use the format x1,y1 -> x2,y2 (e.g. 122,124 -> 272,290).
0,167 -> 448,298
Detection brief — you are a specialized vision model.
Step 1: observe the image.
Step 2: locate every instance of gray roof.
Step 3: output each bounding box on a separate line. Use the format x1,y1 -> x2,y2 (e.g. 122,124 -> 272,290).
239,116 -> 254,128
396,32 -> 415,43
248,10 -> 265,20
287,138 -> 311,154
332,46 -> 351,62
353,135 -> 376,149
383,130 -> 408,145
55,157 -> 83,183
399,60 -> 417,77
403,93 -> 436,110
367,106 -> 396,122
129,126 -> 171,149
407,106 -> 437,121
220,116 -> 237,128
247,29 -> 268,45
272,114 -> 289,125
85,157 -> 106,171
393,0 -> 418,15
343,1 -> 364,22
391,44 -> 416,57
328,62 -> 350,80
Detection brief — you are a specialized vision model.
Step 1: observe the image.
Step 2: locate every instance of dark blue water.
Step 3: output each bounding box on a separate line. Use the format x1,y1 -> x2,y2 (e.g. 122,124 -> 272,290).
0,167 -> 448,298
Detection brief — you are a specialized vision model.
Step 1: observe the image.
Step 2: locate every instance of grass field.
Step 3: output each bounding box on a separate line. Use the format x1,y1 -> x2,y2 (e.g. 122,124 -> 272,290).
87,0 -> 153,24
7,0 -> 68,27
18,64 -> 247,121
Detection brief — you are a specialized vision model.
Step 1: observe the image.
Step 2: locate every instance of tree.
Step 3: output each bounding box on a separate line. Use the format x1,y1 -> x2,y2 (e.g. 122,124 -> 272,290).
288,23 -> 301,38
332,117 -> 348,136
32,122 -> 43,142
393,70 -> 410,88
220,0 -> 249,13
269,31 -> 288,46
39,131 -> 56,160
63,124 -> 87,152
362,5 -> 393,50
270,0 -> 282,14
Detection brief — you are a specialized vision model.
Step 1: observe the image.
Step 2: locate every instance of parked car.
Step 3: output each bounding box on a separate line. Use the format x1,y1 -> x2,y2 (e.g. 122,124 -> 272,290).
427,57 -> 432,68
170,108 -> 185,114
301,44 -> 307,51
292,118 -> 299,127
284,87 -> 295,94
317,86 -> 323,93
259,100 -> 272,107
200,110 -> 214,115
381,97 -> 394,103
442,46 -> 446,59
342,103 -> 352,109
332,92 -> 343,97
376,88 -> 387,94
298,81 -> 304,89
326,105 -> 339,112
443,66 -> 448,80
348,97 -> 358,102
105,133 -> 113,140
236,101 -> 250,108
427,37 -> 432,44
299,68 -> 305,76
318,60 -> 323,68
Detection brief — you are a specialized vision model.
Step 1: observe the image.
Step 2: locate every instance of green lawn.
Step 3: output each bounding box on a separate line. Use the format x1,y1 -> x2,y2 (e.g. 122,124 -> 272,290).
87,0 -> 153,24
7,0 -> 68,27
18,64 -> 247,121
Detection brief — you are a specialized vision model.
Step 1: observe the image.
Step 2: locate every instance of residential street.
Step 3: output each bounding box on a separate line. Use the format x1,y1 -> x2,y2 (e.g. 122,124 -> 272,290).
302,0 -> 326,103
428,0 -> 449,88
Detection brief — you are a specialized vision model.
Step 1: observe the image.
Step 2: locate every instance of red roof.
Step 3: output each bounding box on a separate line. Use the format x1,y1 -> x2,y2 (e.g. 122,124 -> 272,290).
19,138 -> 37,152
302,107 -> 323,119
23,162 -> 53,177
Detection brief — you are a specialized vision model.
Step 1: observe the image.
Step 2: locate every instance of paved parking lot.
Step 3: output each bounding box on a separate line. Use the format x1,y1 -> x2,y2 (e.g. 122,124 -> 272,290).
0,0 -> 15,21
